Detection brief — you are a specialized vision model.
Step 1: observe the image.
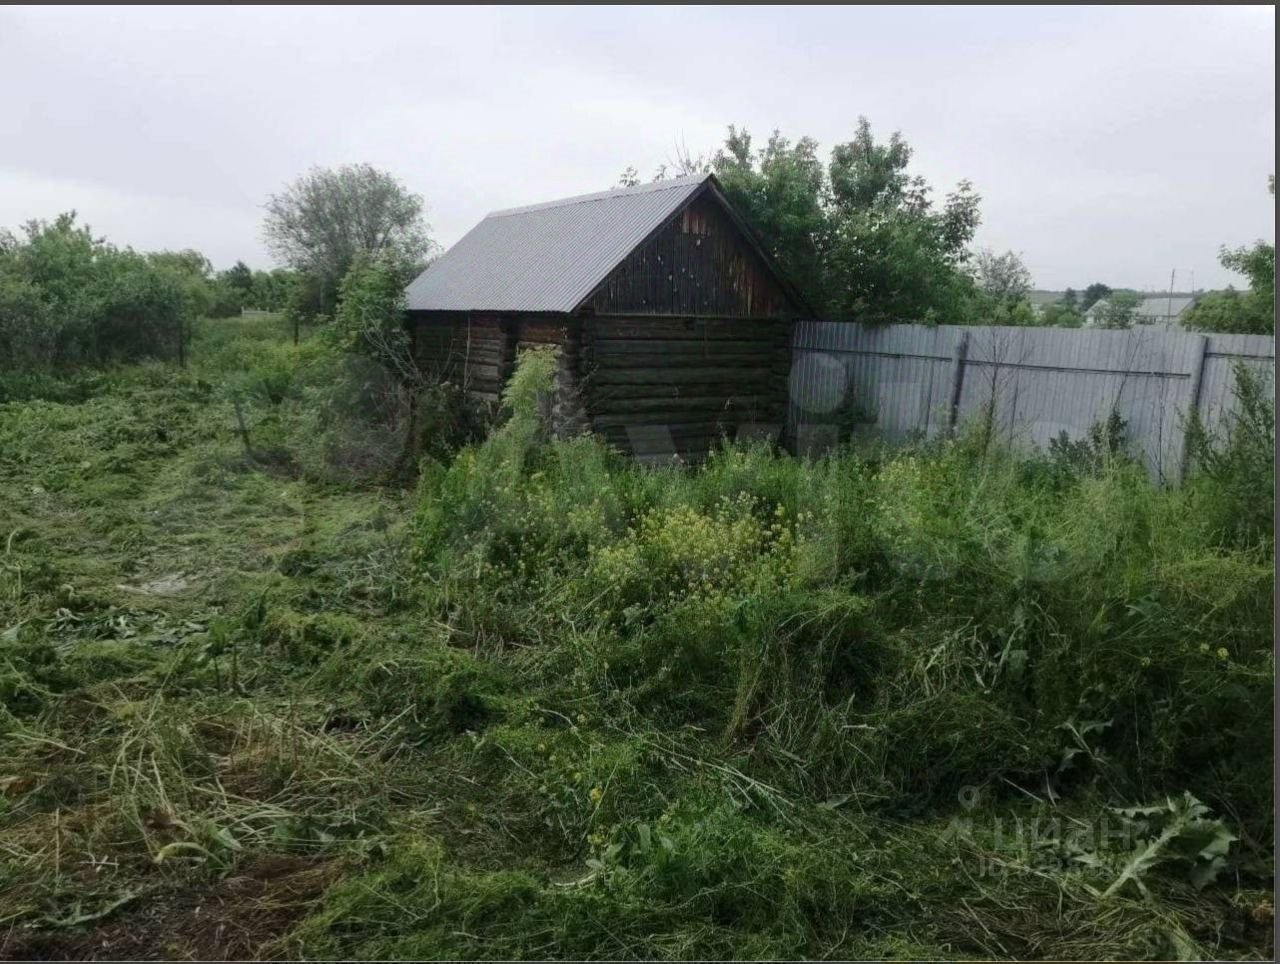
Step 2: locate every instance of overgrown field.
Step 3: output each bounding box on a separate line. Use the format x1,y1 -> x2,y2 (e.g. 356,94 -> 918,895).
0,316 -> 1273,960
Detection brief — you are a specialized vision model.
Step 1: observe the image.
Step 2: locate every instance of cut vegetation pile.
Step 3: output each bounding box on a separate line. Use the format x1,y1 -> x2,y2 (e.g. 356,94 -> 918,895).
0,316 -> 1274,960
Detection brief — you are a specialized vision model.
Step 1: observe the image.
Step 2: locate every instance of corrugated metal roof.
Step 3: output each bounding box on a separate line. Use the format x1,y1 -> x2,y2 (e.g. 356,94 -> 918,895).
1084,295 -> 1197,328
1134,295 -> 1195,319
406,175 -> 711,313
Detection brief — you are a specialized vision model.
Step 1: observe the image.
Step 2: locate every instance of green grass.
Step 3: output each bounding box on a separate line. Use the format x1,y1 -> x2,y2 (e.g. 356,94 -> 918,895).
0,316 -> 1273,960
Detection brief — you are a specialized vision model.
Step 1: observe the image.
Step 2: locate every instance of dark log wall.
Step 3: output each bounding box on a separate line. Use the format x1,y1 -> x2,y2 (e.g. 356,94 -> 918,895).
589,194 -> 792,318
410,312 -> 509,405
516,317 -> 567,349
412,311 -> 794,460
582,317 -> 792,462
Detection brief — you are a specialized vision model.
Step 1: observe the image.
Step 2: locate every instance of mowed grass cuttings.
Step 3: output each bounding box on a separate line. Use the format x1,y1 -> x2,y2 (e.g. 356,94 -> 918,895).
0,316 -> 1273,960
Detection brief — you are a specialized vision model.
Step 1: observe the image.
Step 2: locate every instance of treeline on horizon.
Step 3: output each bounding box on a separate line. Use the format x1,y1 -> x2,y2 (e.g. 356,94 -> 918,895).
0,212 -> 302,370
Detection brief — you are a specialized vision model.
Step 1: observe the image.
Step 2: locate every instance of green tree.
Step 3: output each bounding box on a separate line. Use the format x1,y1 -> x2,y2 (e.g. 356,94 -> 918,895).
1081,283 -> 1112,311
1091,291 -> 1142,329
823,120 -> 981,323
1183,289 -> 1266,335
284,272 -> 325,344
1039,302 -> 1083,328
223,260 -> 254,292
208,259 -> 255,316
248,268 -> 298,312
9,212 -> 101,321
1184,179 -> 1274,335
709,119 -> 982,323
148,248 -> 216,322
329,251 -> 458,472
0,213 -> 104,364
332,251 -> 417,381
263,164 -> 435,316
0,275 -> 56,367
0,213 -> 198,369
103,251 -> 196,364
974,249 -> 1032,304
147,248 -> 212,279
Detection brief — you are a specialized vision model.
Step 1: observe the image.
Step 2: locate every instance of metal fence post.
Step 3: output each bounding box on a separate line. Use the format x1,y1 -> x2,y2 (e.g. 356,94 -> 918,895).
1179,334 -> 1209,482
946,329 -> 970,435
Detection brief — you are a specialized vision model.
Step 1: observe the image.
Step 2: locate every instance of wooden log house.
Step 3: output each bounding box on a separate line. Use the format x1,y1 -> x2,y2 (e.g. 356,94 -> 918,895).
404,174 -> 810,461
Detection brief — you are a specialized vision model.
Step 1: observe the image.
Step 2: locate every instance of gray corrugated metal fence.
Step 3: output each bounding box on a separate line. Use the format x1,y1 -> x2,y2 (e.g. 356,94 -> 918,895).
787,322 -> 1274,482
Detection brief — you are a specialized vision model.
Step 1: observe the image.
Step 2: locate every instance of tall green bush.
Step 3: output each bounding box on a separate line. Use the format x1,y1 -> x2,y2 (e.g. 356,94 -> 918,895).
0,213 -> 201,370
1185,363 -> 1275,548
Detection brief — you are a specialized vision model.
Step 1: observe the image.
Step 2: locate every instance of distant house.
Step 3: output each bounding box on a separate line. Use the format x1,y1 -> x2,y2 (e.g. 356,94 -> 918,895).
403,174 -> 810,462
1084,294 -> 1197,329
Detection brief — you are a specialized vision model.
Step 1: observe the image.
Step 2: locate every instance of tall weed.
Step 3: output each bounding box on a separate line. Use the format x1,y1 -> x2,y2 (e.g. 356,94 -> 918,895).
409,351 -> 1274,834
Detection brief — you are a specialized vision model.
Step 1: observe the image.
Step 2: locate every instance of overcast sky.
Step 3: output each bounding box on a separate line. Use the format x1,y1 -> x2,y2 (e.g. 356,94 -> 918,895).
2,5 -> 1273,291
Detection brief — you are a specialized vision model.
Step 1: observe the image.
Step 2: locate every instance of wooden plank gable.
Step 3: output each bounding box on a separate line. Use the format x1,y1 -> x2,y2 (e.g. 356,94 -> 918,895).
586,191 -> 796,319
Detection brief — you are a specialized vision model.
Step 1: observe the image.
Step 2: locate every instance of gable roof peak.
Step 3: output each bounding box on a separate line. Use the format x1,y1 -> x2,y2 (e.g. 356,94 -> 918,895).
488,174 -> 713,219
406,174 -> 716,314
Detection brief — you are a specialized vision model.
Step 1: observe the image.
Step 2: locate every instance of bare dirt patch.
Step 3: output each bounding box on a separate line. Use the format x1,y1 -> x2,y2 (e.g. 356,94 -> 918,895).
1,855 -> 340,962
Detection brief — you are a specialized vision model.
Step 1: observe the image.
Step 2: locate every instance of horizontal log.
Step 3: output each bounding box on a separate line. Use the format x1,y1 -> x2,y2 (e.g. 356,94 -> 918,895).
593,415 -> 786,433
456,339 -> 504,354
419,344 -> 459,357
590,411 -> 780,429
517,331 -> 568,346
590,339 -> 779,355
589,338 -> 780,356
587,384 -> 789,402
586,337 -> 778,353
587,401 -> 782,417
458,320 -> 503,334
586,394 -> 765,414
589,382 -> 788,401
590,366 -> 777,386
417,346 -> 464,360
589,319 -> 789,341
414,322 -> 503,339
596,421 -> 750,438
590,413 -> 786,430
436,352 -> 501,369
605,422 -> 779,438
589,354 -> 783,372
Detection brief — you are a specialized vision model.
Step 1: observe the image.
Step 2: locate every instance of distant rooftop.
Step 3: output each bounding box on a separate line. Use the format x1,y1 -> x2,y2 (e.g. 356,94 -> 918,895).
1085,294 -> 1197,328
